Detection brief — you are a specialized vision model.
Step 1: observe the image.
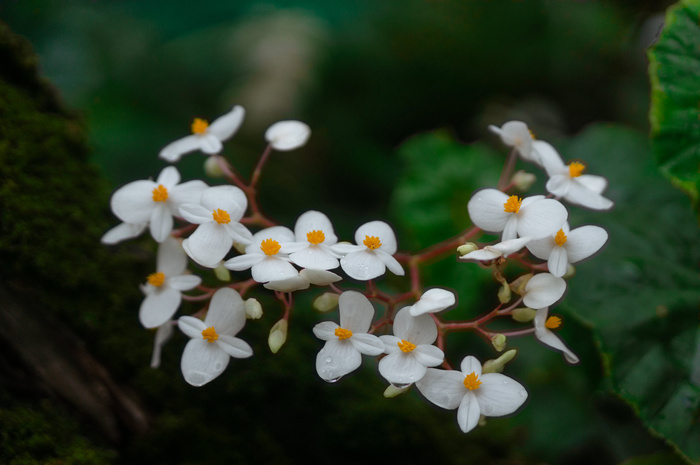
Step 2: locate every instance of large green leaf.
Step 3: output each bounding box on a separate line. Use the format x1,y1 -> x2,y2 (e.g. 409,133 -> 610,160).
648,0 -> 700,215
559,124 -> 700,463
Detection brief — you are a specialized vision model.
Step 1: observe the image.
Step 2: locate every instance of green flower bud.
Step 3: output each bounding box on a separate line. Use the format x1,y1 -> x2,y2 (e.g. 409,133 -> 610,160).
491,333 -> 507,352
497,281 -> 511,304
511,307 -> 537,322
204,156 -> 225,178
214,262 -> 231,282
268,319 -> 288,354
482,349 -> 518,374
383,384 -> 410,398
510,273 -> 533,296
313,292 -> 340,312
457,242 -> 478,256
511,170 -> 536,192
245,298 -> 263,319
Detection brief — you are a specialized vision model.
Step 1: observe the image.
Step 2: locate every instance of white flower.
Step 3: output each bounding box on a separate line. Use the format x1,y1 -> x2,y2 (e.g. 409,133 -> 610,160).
265,120 -> 311,151
109,166 -> 207,243
536,141 -> 613,210
378,307 -> 444,386
263,268 -> 342,292
488,121 -> 538,164
177,288 -> 253,386
150,322 -> 174,369
159,105 -> 245,162
281,210 -> 341,270
522,273 -> 566,309
333,221 -> 405,280
224,226 -> 298,283
459,236 -> 533,262
409,288 -> 457,316
467,189 -> 568,241
416,355 -> 528,433
179,186 -> 253,268
526,223 -> 609,277
313,291 -> 384,381
139,237 -> 202,329
100,222 -> 147,245
534,307 -> 579,364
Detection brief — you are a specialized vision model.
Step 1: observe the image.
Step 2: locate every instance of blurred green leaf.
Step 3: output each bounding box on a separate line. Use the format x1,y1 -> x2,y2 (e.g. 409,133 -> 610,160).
648,0 -> 700,215
560,124 -> 700,464
619,451 -> 689,465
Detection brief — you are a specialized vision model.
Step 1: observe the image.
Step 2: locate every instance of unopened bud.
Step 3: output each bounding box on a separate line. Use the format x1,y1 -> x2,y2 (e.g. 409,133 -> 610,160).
511,170 -> 536,192
511,307 -> 537,322
457,242 -> 478,256
563,264 -> 576,280
268,319 -> 288,354
204,156 -> 225,178
497,281 -> 511,304
510,273 -> 533,296
214,262 -> 231,282
383,384 -> 410,398
482,349 -> 517,374
245,298 -> 263,319
313,292 -> 340,312
491,333 -> 507,352
232,241 -> 247,254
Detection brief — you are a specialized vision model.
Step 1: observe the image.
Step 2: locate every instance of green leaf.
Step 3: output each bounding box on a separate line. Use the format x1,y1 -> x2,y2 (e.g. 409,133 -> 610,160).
648,0 -> 700,216
559,124 -> 700,464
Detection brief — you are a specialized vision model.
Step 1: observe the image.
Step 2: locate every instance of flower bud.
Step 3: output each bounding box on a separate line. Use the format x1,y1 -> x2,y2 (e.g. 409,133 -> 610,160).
511,307 -> 537,322
511,170 -> 536,192
510,273 -> 533,296
232,241 -> 247,254
204,156 -> 225,178
383,384 -> 410,398
482,349 -> 517,374
245,298 -> 263,319
313,292 -> 340,312
214,262 -> 231,282
563,264 -> 576,280
457,242 -> 478,256
491,333 -> 507,352
268,319 -> 288,354
497,281 -> 511,304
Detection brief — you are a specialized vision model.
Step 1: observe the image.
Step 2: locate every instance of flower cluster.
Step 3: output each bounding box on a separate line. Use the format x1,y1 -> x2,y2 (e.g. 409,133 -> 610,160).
103,110 -> 612,434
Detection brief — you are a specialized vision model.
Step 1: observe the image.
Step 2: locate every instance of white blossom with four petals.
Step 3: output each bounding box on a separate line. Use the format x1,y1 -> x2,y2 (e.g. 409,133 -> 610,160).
281,210 -> 341,271
333,221 -> 405,281
224,226 -> 298,283
488,121 -> 538,164
522,273 -> 567,309
265,120 -> 311,151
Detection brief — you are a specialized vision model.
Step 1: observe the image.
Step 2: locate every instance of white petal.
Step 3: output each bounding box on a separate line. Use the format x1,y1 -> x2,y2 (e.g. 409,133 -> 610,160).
300,269 -> 342,286
179,203 -> 214,224
316,339 -> 361,381
224,253 -> 264,271
168,180 -> 208,212
459,248 -> 502,261
460,355 -> 483,377
100,222 -> 147,244
339,291 -> 375,332
547,246 -> 569,278
523,273 -> 567,309
535,329 -> 580,364
517,198 -> 568,239
110,180 -> 156,223
184,223 -> 233,268
349,333 -> 384,356
467,189 -> 511,233
205,287 -> 245,336
156,166 -> 181,187
340,250 -> 386,281
565,181 -> 614,210
149,204 -> 173,243
216,334 -> 253,359
533,140 -> 565,175
378,352 -> 428,385
263,275 -> 310,292
289,246 -> 339,270
330,243 -> 364,255
412,345 -> 444,367
354,221 -> 398,254
525,236 -> 555,261
198,134 -> 223,154
265,120 -> 311,151
410,288 -> 456,316
139,287 -> 182,329
393,307 -> 438,345
313,321 -> 340,341
180,339 -> 230,386
223,222 -> 254,245
251,257 -> 298,283
178,315 -> 207,339
150,322 -> 174,369
545,175 -> 571,198
207,105 -> 245,141
457,391 -> 481,433
156,236 -> 188,275
201,185 -> 248,220
416,369 -> 466,409
167,274 -> 202,291
380,335 -> 402,354
376,250 -> 405,276
477,373 -> 528,416
159,135 -> 201,162
576,174 -> 608,194
293,210 -> 338,243
566,225 -> 608,263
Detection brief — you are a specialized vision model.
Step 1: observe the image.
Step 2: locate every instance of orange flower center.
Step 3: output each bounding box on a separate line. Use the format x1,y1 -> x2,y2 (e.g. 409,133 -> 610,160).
147,272 -> 165,287
554,229 -> 567,247
463,371 -> 482,390
152,184 -> 169,202
397,339 -> 416,353
202,326 -> 219,343
568,161 -> 586,177
545,316 -> 562,329
191,118 -> 209,135
307,230 -> 325,245
334,327 -> 353,340
363,235 -> 382,250
212,209 -> 230,224
260,238 -> 281,256
503,195 -> 522,213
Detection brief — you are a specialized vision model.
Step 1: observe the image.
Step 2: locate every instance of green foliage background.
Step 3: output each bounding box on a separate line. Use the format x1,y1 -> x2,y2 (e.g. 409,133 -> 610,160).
1,1 -> 698,464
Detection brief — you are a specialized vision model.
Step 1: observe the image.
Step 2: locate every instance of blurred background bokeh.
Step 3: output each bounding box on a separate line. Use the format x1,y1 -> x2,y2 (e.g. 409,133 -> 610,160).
1,1 -> 697,465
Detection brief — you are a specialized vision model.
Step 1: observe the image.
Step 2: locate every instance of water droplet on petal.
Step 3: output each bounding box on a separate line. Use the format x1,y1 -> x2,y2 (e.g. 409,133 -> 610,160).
325,357 -> 332,363
325,376 -> 341,383
214,362 -> 222,371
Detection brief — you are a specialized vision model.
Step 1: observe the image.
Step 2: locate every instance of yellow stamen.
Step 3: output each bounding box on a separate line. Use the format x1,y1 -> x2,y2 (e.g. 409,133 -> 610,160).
463,371 -> 482,390
363,235 -> 382,250
545,316 -> 562,330
397,339 -> 416,353
212,208 -> 230,224
152,184 -> 169,202
554,229 -> 567,247
335,327 -> 353,340
503,195 -> 522,213
307,230 -> 325,245
201,326 -> 219,343
529,129 -> 536,140
260,238 -> 281,256
191,118 -> 209,135
147,272 -> 165,287
568,161 -> 586,178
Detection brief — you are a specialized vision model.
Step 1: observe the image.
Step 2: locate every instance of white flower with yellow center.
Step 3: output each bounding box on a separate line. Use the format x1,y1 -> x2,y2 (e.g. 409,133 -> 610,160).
416,355 -> 528,433
108,166 -> 207,243
101,222 -> 148,245
526,222 -> 609,277
488,121 -> 538,164
280,210 -> 341,271
177,288 -> 253,386
313,291 -> 384,382
378,307 -> 444,387
535,141 -> 613,210
179,185 -> 253,268
467,189 -> 568,241
332,221 -> 405,281
534,307 -> 579,364
139,237 -> 202,329
522,273 -> 567,309
159,105 -> 245,162
224,226 -> 298,283
265,120 -> 311,151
